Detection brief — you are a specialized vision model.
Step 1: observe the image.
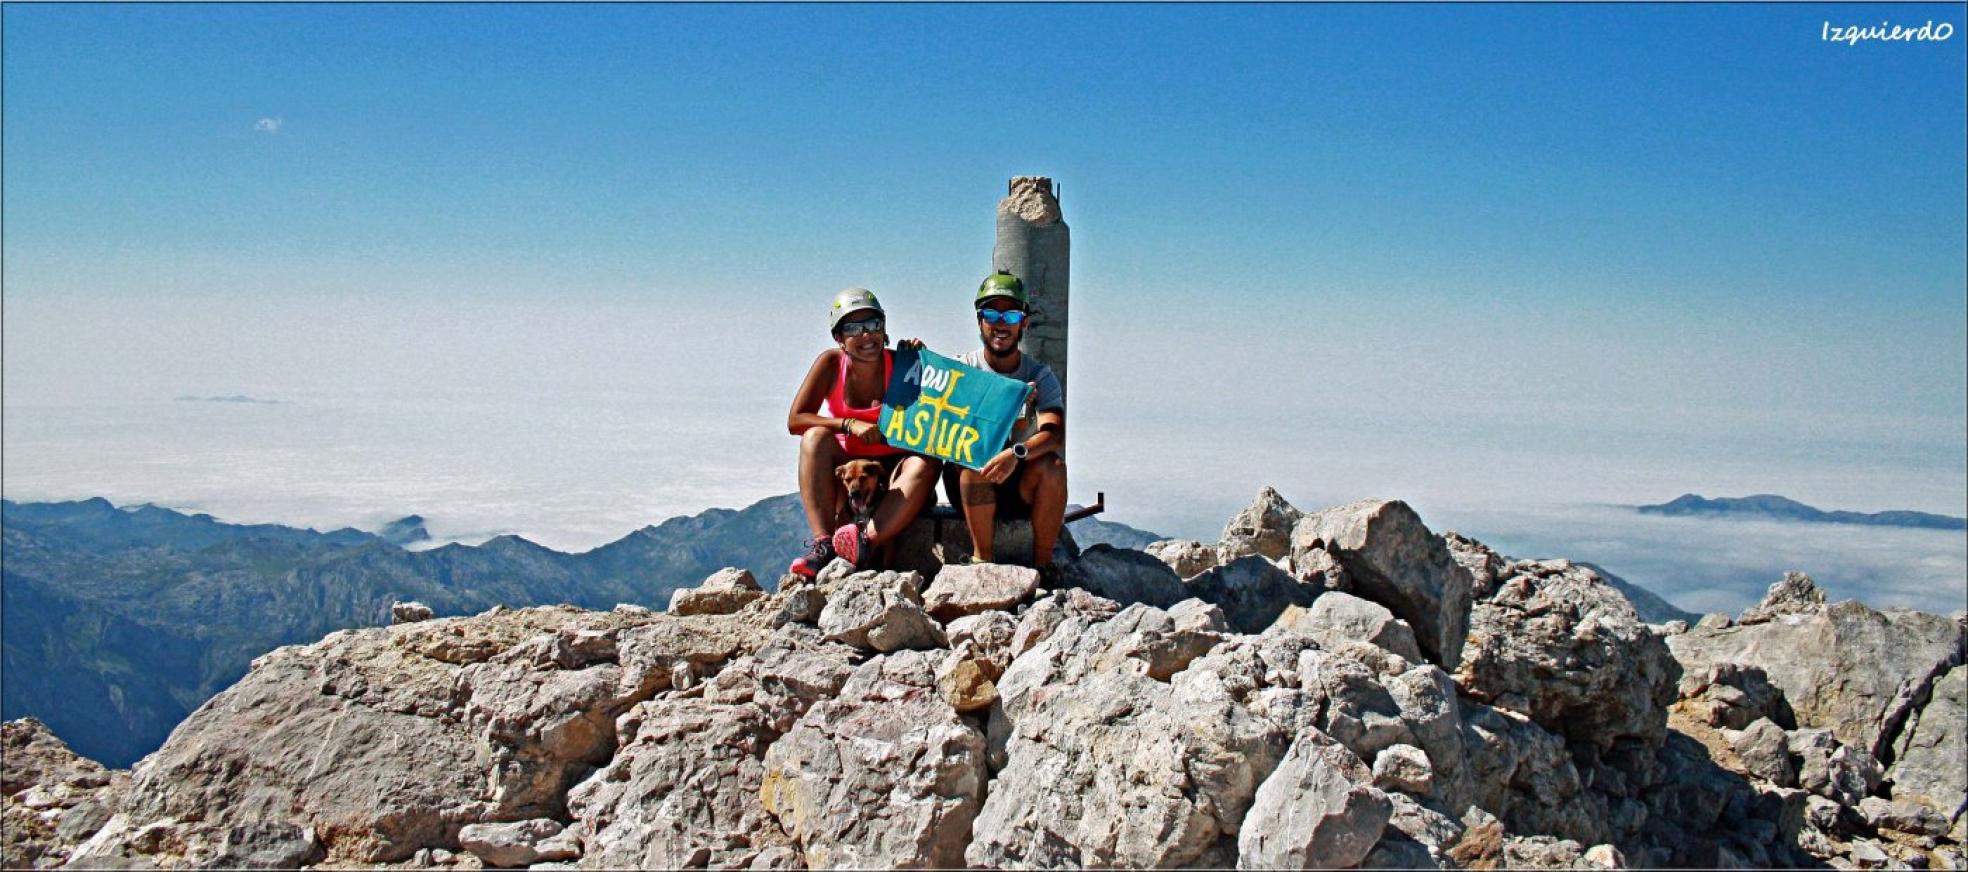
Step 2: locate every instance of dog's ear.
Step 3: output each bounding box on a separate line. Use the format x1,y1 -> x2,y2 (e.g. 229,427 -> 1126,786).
835,464 -> 856,484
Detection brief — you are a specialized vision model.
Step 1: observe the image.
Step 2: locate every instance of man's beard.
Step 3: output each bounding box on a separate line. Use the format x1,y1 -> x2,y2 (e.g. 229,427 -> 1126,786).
982,331 -> 1020,361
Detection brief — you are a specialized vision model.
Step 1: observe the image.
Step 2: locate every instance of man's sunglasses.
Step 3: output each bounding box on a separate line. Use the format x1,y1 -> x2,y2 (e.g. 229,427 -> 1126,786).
837,318 -> 885,337
979,309 -> 1028,326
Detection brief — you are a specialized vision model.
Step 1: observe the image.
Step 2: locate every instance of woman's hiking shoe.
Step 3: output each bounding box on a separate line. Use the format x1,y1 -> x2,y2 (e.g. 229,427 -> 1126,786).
832,522 -> 871,569
789,535 -> 835,578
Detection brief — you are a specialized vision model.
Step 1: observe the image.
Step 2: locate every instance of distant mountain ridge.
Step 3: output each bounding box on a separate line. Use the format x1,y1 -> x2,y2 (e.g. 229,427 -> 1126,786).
0,494 -> 1158,766
1637,493 -> 1966,531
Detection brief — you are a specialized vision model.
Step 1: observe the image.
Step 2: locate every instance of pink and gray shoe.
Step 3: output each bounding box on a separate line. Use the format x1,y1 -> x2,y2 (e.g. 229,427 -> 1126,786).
789,535 -> 835,578
832,523 -> 871,569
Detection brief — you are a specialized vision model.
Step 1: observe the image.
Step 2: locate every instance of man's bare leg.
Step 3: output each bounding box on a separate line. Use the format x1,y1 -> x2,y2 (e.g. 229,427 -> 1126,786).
866,457 -> 940,546
958,468 -> 999,562
797,427 -> 845,538
1020,455 -> 1069,567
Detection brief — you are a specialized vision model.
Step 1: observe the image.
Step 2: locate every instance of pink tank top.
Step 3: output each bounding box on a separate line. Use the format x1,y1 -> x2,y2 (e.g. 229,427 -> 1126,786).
823,348 -> 902,458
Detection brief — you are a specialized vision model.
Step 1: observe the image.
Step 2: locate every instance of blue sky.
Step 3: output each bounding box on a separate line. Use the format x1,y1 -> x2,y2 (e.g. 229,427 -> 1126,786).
5,3 -> 1965,526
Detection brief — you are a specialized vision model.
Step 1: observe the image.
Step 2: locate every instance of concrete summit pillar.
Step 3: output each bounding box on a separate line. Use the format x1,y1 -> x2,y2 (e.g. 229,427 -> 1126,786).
992,176 -> 1070,404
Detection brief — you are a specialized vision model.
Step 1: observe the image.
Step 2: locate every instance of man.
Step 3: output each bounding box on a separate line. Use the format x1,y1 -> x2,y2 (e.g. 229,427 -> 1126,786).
947,271 -> 1068,580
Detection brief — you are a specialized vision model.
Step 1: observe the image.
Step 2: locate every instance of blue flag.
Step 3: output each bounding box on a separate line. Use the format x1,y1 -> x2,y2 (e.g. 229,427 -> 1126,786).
879,347 -> 1031,471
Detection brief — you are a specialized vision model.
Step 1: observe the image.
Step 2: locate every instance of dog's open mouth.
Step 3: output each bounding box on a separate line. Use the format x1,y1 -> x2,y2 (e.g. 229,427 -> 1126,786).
847,490 -> 874,517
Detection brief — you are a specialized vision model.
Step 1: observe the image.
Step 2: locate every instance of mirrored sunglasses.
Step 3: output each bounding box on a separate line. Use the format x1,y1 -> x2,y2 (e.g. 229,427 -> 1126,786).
979,309 -> 1027,326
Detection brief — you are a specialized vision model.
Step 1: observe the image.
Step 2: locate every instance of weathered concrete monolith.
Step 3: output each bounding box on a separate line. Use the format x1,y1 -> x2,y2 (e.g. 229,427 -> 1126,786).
992,176 -> 1070,403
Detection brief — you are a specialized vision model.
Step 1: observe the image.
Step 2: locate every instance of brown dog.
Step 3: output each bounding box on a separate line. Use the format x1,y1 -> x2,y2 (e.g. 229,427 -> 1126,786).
834,459 -> 888,528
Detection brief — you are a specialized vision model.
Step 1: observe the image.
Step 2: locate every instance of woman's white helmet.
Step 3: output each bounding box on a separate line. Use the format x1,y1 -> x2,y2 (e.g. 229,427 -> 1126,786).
829,287 -> 884,331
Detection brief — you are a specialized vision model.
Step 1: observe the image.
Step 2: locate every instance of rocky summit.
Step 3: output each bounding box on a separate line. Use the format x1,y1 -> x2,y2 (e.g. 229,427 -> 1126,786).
4,489 -> 1963,870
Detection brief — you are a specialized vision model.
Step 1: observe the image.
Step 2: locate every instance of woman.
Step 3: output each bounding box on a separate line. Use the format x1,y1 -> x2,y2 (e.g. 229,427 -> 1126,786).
785,288 -> 941,577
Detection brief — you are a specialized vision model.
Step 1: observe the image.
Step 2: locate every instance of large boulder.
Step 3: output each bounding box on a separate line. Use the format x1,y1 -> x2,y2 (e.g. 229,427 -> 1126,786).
1237,727 -> 1392,870
668,567 -> 765,616
457,818 -> 579,867
1,718 -> 129,870
1291,500 -> 1472,669
975,597 -> 1474,869
760,654 -> 986,869
1065,544 -> 1190,608
1888,664 -> 1967,828
1666,574 -> 1964,761
566,697 -> 792,869
1146,538 -> 1223,579
1219,486 -> 1303,562
66,607 -> 763,867
816,570 -> 946,652
1451,545 -> 1679,748
1271,591 -> 1424,664
970,616 -> 1273,868
1181,555 -> 1321,634
921,563 -> 1040,621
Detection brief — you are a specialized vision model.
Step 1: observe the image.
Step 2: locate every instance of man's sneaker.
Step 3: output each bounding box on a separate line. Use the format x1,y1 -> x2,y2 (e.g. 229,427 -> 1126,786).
789,535 -> 835,578
832,522 -> 871,569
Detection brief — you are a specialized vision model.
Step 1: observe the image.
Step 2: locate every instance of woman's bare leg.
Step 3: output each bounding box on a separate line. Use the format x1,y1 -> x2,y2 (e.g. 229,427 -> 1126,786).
798,427 -> 845,538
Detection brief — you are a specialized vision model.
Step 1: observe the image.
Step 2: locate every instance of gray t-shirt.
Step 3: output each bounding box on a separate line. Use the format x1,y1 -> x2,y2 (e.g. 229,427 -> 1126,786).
959,350 -> 1063,450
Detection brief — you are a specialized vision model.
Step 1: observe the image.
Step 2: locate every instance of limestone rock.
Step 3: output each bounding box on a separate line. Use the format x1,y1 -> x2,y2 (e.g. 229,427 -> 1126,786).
1858,796 -> 1950,837
1738,571 -> 1827,625
1008,587 -> 1121,659
761,657 -> 985,869
1790,728 -> 1883,806
1890,664 -> 1967,827
1147,538 -> 1222,578
1237,727 -> 1392,870
921,562 -> 1040,621
1677,661 -> 1795,731
972,623 -> 1272,867
1,718 -> 129,869
70,607 -> 755,866
213,821 -> 324,869
1220,486 -> 1303,562
566,697 -> 789,870
944,611 -> 1019,675
1292,499 -> 1472,668
1732,717 -> 1798,787
936,644 -> 1000,713
669,567 -> 765,616
1456,550 -> 1679,748
1284,545 -> 1353,592
458,818 -> 575,867
1065,544 -> 1190,608
1371,743 -> 1435,795
1182,555 -> 1320,634
816,570 -> 945,652
392,601 -> 435,624
1273,591 -> 1425,664
1668,591 -> 1964,760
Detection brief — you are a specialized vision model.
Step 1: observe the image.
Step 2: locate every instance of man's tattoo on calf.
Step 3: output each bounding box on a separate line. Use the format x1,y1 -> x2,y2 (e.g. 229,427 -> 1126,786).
961,479 -> 998,507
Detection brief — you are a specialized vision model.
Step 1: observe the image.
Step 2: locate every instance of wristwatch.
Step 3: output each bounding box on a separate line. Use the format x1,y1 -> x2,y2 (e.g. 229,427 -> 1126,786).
1012,441 -> 1029,460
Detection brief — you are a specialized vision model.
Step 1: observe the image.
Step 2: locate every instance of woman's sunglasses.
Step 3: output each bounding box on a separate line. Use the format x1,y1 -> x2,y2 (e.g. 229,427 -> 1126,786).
979,309 -> 1028,326
836,318 -> 885,337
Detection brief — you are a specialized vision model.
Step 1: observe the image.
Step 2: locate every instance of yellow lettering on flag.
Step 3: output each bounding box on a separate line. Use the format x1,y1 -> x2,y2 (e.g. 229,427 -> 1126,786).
954,426 -> 980,465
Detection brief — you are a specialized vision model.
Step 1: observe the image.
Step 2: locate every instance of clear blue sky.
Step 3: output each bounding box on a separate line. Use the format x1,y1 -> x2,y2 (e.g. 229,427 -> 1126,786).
6,3 -> 1966,520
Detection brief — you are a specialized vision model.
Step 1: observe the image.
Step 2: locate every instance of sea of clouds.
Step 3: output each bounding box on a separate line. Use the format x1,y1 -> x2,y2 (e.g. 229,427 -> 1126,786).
5,295 -> 1961,618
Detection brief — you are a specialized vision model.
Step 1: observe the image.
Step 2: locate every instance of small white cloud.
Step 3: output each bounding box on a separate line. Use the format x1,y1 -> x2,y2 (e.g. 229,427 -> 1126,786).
254,117 -> 282,134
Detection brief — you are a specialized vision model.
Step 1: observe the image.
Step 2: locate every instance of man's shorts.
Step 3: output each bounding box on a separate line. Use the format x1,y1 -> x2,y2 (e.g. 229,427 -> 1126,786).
940,463 -> 1032,520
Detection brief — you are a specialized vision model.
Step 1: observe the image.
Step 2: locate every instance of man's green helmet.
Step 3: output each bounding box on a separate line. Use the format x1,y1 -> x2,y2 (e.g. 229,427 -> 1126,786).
829,287 -> 884,331
975,271 -> 1030,309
